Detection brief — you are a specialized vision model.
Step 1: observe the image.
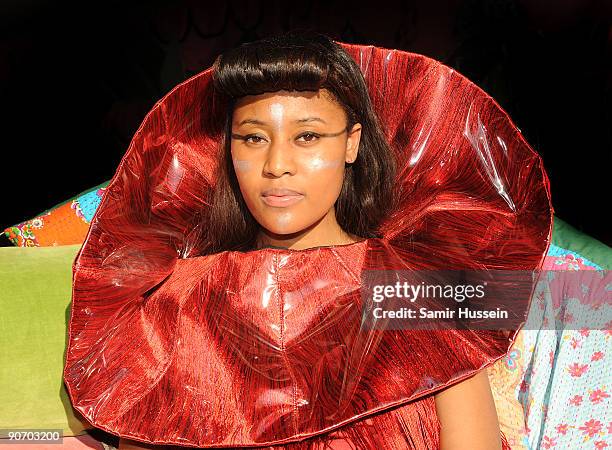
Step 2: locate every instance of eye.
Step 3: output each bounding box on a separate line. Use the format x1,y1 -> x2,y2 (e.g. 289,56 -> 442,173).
244,134 -> 266,144
297,132 -> 321,143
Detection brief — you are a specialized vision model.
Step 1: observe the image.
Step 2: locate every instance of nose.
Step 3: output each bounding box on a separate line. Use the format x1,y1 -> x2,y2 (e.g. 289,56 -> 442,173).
263,138 -> 296,177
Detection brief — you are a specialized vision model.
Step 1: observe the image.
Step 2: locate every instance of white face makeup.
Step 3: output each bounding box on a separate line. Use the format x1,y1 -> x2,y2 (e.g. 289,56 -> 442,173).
306,156 -> 343,170
269,102 -> 284,128
229,89 -> 362,247
274,212 -> 293,229
233,159 -> 251,172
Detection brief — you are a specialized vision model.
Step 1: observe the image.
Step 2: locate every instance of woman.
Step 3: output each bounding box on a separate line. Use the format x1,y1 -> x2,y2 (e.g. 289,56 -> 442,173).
64,31 -> 552,449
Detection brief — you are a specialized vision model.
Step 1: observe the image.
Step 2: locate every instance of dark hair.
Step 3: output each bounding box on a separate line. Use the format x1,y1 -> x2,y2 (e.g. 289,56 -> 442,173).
204,30 -> 397,254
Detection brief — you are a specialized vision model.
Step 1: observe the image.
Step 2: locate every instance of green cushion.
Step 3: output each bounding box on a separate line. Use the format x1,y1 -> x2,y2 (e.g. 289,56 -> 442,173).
0,244 -> 90,435
552,216 -> 611,270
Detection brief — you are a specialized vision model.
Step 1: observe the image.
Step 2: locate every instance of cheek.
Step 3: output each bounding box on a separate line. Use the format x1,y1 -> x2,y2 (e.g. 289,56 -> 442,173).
231,157 -> 259,202
305,155 -> 343,171
300,154 -> 345,198
233,158 -> 252,172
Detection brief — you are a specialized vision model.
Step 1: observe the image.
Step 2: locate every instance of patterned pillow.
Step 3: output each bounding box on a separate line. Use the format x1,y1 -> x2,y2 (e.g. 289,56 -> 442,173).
487,216 -> 611,449
488,330 -> 529,449
3,181 -> 109,247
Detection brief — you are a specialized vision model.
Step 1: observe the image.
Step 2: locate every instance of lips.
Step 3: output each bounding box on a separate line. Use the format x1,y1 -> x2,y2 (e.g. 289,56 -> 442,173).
261,188 -> 304,207
261,188 -> 303,197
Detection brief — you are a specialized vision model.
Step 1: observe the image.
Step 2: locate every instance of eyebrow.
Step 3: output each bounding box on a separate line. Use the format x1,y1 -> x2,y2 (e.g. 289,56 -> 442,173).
237,117 -> 327,126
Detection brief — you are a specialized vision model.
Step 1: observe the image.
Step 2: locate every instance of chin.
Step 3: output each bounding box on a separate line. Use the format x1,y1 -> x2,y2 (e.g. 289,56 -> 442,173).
255,214 -> 309,237
260,222 -> 302,236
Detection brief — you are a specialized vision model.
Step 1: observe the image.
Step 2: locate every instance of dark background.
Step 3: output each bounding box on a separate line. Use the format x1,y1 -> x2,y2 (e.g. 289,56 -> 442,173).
1,0 -> 610,246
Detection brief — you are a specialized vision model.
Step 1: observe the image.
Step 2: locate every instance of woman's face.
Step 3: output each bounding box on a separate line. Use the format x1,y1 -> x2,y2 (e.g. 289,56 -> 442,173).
230,89 -> 361,240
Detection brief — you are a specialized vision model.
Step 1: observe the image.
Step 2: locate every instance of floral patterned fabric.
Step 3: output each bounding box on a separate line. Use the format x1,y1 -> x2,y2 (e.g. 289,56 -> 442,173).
488,329 -> 530,450
521,247 -> 610,449
489,244 -> 611,449
3,183 -> 108,247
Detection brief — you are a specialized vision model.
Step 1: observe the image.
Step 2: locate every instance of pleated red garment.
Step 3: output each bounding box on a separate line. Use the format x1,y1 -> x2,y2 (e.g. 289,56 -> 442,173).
63,42 -> 553,449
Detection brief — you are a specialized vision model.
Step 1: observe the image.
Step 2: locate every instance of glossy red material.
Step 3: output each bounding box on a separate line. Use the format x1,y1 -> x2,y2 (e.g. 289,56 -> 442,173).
63,42 -> 554,449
